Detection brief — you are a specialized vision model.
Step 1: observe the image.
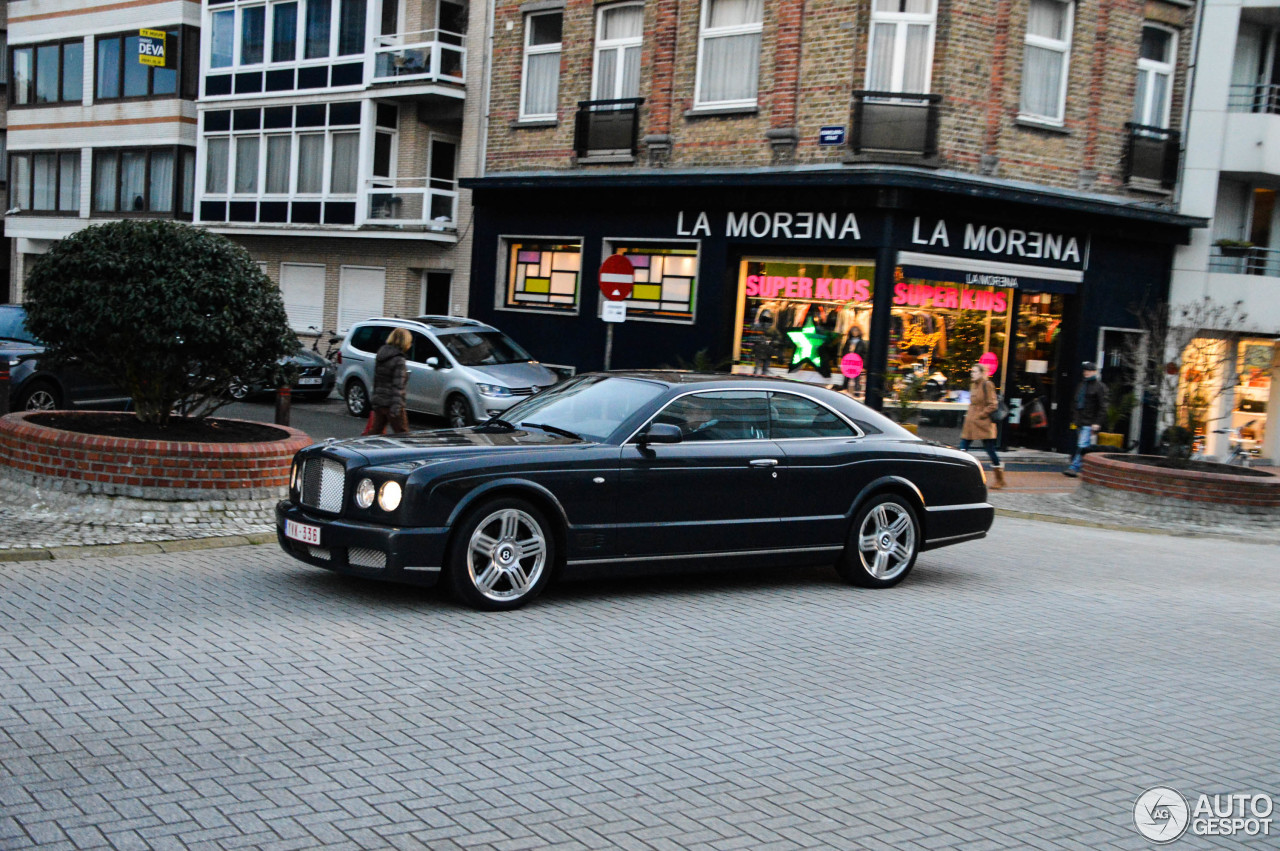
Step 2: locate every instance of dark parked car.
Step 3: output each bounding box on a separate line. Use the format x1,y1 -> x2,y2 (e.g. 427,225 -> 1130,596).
277,372 -> 994,610
0,304 -> 130,411
228,342 -> 337,401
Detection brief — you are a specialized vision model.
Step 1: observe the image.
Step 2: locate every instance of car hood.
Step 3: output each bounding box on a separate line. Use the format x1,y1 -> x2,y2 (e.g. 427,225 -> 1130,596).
287,349 -> 329,368
0,340 -> 43,358
322,426 -> 589,467
456,362 -> 558,387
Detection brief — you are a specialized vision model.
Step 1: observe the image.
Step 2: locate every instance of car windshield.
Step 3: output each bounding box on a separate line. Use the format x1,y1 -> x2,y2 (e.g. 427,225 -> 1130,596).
0,307 -> 38,344
439,330 -> 532,366
497,375 -> 666,442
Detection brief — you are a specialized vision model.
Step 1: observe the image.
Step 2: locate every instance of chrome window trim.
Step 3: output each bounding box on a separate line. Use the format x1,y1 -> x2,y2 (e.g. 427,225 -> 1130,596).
623,386 -> 865,445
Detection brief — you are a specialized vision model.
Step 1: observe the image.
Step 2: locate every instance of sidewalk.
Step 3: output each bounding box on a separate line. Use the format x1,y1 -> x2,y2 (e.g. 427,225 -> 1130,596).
6,458 -> 1279,562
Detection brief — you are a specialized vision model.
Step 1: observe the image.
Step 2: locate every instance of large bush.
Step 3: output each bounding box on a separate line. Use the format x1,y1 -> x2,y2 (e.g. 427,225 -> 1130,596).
24,220 -> 295,427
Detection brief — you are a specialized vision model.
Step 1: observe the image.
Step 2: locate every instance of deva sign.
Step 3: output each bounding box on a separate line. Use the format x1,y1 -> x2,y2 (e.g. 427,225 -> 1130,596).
138,29 -> 167,67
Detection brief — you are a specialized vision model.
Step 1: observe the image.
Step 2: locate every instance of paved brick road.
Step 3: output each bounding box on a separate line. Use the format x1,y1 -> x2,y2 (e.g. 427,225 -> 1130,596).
2,519 -> 1277,850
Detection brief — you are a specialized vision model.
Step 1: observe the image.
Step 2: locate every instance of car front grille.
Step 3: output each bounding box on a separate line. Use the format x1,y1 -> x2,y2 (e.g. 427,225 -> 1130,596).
301,457 -> 345,513
298,365 -> 326,377
509,386 -> 536,397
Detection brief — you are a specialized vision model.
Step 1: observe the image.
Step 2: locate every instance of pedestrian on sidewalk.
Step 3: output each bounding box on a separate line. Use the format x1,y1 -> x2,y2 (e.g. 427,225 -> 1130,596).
1063,360 -> 1106,477
960,363 -> 1004,488
363,327 -> 412,436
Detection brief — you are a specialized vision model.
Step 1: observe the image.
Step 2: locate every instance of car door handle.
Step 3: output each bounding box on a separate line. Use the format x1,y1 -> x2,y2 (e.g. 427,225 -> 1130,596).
749,458 -> 779,467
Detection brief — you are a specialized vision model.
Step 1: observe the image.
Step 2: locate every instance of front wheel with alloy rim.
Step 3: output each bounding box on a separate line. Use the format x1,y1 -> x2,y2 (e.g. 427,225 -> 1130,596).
447,498 -> 555,610
19,381 -> 61,411
345,380 -> 369,417
445,395 -> 473,429
836,494 -> 920,588
227,378 -> 250,400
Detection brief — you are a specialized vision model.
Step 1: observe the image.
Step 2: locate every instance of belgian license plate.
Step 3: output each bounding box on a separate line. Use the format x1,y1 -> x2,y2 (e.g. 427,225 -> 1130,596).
298,377 -> 322,385
285,519 -> 321,545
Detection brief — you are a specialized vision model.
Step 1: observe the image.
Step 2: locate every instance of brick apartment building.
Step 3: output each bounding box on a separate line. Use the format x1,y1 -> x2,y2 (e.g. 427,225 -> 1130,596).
192,0 -> 483,340
4,0 -> 199,302
463,0 -> 1207,453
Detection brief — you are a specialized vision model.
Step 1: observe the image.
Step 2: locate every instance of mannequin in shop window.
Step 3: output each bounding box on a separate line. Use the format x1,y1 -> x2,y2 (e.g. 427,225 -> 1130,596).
959,363 -> 1004,488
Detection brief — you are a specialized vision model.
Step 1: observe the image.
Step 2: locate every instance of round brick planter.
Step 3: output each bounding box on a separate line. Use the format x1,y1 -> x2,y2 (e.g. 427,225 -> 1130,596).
0,411 -> 312,501
1079,453 -> 1280,527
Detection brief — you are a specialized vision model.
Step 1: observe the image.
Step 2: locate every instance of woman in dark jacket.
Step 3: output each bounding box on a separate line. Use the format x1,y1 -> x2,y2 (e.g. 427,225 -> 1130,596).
960,363 -> 1004,488
363,327 -> 412,435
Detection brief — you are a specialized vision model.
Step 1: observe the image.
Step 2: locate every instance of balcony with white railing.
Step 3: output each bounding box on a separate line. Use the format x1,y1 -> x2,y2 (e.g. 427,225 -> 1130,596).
364,177 -> 458,230
368,30 -> 465,88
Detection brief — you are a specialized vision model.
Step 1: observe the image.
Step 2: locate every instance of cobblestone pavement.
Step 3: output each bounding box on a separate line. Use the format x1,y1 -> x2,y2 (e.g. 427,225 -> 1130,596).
2,519 -> 1278,850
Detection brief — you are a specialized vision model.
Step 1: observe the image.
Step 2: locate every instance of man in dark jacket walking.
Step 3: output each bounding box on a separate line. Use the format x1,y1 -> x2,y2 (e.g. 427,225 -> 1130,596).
1064,361 -> 1106,477
363,327 -> 412,435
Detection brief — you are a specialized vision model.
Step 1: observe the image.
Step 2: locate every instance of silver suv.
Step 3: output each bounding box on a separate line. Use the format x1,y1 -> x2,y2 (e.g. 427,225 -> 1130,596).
337,316 -> 558,428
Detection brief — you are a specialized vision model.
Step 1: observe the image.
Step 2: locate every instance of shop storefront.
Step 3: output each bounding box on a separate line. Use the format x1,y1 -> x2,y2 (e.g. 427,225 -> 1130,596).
463,172 -> 1202,454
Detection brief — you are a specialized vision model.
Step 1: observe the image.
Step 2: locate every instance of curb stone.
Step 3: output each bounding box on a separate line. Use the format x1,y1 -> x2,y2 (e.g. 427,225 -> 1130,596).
0,532 -> 277,563
993,507 -> 1280,544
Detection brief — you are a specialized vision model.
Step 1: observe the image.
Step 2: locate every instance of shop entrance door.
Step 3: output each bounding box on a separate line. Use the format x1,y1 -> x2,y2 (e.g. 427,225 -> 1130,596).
1006,292 -> 1065,449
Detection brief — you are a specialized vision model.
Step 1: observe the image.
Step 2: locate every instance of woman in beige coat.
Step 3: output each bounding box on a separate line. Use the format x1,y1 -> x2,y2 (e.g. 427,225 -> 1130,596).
960,363 -> 1004,488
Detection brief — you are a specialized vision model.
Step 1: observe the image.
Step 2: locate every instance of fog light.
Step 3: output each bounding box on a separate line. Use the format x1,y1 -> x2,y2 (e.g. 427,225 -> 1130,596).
378,480 -> 402,512
355,478 -> 376,508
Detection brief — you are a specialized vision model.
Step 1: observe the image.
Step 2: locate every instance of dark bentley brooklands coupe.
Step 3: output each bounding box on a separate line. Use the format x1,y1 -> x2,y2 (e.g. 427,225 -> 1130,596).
277,372 -> 994,610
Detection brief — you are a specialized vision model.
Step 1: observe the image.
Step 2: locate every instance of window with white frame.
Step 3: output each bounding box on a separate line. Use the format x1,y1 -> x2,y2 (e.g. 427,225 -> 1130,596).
593,4 -> 643,101
202,103 -> 363,201
504,240 -> 581,312
1133,24 -> 1176,128
866,0 -> 935,94
209,0 -> 364,69
604,241 -> 699,322
521,11 -> 562,120
280,262 -> 326,331
338,266 -> 386,333
1020,0 -> 1073,124
696,0 -> 762,107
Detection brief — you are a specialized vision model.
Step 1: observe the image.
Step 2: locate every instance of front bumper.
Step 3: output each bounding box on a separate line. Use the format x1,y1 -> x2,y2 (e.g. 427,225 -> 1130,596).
275,500 -> 450,587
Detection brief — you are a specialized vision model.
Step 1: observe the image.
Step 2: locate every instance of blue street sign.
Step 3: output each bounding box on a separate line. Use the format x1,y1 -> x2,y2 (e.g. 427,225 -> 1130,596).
818,126 -> 847,146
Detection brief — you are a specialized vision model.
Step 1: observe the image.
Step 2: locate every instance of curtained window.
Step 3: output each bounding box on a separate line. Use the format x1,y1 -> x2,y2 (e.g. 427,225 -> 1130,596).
329,132 -> 358,194
337,0 -> 366,55
149,151 -> 175,212
304,0 -> 332,58
296,134 -> 324,193
205,138 -> 230,194
241,5 -> 267,64
866,0 -> 935,94
593,4 -> 643,101
520,12 -> 562,119
234,136 -> 260,194
272,1 -> 299,62
1020,0 -> 1073,123
265,135 -> 293,194
696,0 -> 762,106
1133,25 -> 1175,128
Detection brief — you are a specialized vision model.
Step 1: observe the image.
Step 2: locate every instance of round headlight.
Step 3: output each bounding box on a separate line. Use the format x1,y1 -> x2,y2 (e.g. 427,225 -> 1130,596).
355,478 -> 376,508
378,480 -> 402,512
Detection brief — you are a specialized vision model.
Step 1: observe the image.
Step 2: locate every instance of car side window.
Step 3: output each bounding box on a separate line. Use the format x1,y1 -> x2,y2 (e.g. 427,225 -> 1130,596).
652,391 -> 770,441
350,325 -> 392,354
769,393 -> 857,439
409,332 -> 445,365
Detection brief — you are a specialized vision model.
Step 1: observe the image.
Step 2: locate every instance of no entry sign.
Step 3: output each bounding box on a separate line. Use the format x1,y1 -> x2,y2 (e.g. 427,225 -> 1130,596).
598,254 -> 634,301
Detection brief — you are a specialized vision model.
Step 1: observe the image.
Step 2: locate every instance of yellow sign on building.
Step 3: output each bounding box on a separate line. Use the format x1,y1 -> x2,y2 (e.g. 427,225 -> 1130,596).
138,29 -> 167,67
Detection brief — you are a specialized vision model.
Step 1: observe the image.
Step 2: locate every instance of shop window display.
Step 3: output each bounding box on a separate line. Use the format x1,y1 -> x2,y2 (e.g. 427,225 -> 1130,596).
887,268 -> 1012,442
505,241 -> 581,312
1233,338 -> 1274,455
609,243 -> 698,321
733,259 -> 875,395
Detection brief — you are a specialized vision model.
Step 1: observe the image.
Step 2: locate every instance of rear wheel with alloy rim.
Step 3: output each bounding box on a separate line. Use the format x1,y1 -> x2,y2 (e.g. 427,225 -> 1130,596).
447,498 -> 554,611
345,380 -> 369,417
837,494 -> 920,588
228,378 -> 250,400
446,395 -> 473,429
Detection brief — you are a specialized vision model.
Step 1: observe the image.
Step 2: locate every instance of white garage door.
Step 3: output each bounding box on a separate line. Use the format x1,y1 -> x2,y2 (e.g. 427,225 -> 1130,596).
338,266 -> 386,333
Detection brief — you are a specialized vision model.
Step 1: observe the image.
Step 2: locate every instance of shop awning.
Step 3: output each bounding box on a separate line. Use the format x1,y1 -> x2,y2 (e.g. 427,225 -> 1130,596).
897,251 -> 1082,294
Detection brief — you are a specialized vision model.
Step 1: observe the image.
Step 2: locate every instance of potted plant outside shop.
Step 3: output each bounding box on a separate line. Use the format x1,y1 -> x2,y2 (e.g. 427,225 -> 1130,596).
1098,387 -> 1136,449
892,371 -> 927,435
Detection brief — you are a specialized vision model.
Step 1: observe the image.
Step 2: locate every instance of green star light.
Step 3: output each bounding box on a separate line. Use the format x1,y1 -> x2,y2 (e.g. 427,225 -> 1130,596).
786,319 -> 830,366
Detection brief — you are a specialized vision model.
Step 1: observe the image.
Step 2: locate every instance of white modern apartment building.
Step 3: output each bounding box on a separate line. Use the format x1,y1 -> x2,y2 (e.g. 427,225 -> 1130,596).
4,0 -> 200,301
1173,0 -> 1280,462
192,0 -> 481,338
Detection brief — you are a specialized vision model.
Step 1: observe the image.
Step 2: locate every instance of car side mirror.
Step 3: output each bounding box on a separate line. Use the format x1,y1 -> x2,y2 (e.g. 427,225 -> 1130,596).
638,423 -> 683,446
425,357 -> 439,369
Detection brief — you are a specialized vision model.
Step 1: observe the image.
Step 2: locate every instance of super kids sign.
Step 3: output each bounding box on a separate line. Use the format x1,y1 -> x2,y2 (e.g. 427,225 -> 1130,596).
745,275 -> 871,301
894,282 -> 1009,313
